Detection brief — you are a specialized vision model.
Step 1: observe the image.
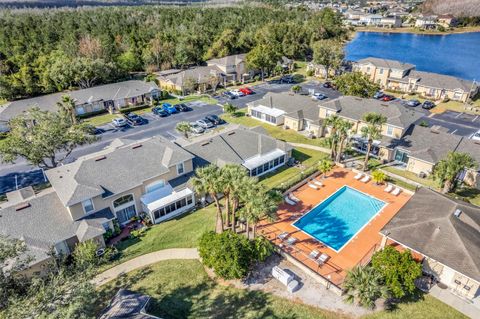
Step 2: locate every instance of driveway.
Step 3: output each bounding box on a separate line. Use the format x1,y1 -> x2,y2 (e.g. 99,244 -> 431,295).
416,111 -> 480,137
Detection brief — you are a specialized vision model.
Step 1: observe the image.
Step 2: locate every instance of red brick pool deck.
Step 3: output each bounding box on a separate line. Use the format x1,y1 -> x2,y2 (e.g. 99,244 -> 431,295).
258,167 -> 412,288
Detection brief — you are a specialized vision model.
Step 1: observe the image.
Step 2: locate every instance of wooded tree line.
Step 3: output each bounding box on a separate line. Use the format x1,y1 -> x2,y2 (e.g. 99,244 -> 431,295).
0,5 -> 346,100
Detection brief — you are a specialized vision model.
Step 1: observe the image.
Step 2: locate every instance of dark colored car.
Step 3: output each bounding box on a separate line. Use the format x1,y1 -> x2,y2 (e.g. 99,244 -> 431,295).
206,114 -> 224,125
381,95 -> 395,102
323,81 -> 332,88
175,103 -> 192,112
280,75 -> 294,84
222,91 -> 237,100
152,106 -> 169,117
421,100 -> 436,110
123,112 -> 144,126
406,99 -> 421,107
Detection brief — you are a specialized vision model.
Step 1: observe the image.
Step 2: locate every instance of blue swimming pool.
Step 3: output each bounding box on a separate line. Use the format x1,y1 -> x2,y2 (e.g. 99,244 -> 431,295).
293,186 -> 386,251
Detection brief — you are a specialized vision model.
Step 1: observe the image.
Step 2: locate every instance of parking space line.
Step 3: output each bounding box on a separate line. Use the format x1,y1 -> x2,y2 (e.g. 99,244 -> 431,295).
451,129 -> 458,134
455,113 -> 462,118
473,115 -> 478,122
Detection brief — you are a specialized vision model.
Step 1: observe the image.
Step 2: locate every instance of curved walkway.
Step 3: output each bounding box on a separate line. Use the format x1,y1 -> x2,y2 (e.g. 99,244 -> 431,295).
93,248 -> 199,287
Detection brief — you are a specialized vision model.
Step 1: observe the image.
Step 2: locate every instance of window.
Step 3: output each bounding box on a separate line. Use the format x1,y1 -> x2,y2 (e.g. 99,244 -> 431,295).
145,180 -> 165,193
76,106 -> 85,115
386,125 -> 394,137
82,199 -> 94,214
113,194 -> 134,208
177,162 -> 185,175
379,68 -> 384,75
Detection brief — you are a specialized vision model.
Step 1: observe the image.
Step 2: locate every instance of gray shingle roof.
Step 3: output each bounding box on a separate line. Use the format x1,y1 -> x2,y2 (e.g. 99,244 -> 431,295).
207,54 -> 246,67
100,289 -> 157,319
46,136 -> 194,207
455,138 -> 480,164
249,92 -> 321,117
320,96 -> 424,129
381,187 -> 480,282
356,57 -> 415,71
158,66 -> 224,87
182,125 -> 292,168
0,80 -> 159,122
409,70 -> 473,92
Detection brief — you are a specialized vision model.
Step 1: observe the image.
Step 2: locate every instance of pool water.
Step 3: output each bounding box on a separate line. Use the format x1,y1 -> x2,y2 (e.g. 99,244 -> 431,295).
293,186 -> 385,251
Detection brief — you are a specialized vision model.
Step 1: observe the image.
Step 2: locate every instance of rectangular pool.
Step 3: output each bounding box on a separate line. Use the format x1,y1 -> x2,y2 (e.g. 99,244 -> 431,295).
293,186 -> 386,251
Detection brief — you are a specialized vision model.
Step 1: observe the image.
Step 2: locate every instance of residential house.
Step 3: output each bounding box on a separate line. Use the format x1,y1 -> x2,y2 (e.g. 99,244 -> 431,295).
156,66 -> 225,94
353,57 -> 477,102
318,96 -> 424,161
181,125 -> 293,178
438,14 -> 457,28
386,125 -> 480,185
100,289 -> 160,319
359,14 -> 383,26
380,187 -> 480,303
0,80 -> 160,123
246,92 -> 324,137
415,16 -> 438,29
278,56 -> 294,72
306,63 -> 337,79
206,54 -> 253,83
379,16 -> 402,28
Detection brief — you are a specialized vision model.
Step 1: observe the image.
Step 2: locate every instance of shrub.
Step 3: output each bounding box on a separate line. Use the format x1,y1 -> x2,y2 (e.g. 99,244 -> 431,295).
306,69 -> 314,77
199,230 -> 273,280
119,104 -> 148,114
73,240 -> 98,269
344,265 -> 389,309
372,170 -> 387,185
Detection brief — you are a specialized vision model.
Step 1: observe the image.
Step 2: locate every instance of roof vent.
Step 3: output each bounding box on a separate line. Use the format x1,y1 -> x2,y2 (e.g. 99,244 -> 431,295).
227,131 -> 236,136
201,142 -> 210,146
95,155 -> 107,161
15,202 -> 31,211
132,144 -> 142,149
453,209 -> 462,218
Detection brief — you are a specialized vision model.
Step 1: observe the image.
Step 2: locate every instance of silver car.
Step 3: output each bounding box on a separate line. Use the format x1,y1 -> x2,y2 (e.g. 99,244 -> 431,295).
196,119 -> 214,129
190,122 -> 205,134
112,117 -> 128,127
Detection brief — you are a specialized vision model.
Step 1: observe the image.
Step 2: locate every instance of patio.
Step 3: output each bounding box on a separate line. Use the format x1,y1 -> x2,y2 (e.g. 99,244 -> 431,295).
258,167 -> 412,289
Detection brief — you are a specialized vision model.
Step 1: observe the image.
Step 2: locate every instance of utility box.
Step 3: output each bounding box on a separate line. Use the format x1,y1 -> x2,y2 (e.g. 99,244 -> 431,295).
272,266 -> 293,286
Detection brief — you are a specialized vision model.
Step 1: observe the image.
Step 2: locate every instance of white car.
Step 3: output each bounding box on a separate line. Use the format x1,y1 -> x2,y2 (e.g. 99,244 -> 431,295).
231,89 -> 245,97
471,130 -> 480,141
312,92 -> 327,100
112,117 -> 128,127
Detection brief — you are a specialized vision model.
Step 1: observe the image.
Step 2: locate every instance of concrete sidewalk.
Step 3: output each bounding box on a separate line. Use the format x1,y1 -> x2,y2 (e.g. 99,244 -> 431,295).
93,248 -> 199,287
289,142 -> 330,154
429,285 -> 479,319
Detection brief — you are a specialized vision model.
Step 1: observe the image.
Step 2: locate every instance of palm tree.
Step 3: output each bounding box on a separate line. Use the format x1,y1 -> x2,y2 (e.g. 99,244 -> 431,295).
190,165 -> 224,233
344,266 -> 389,309
220,164 -> 248,231
324,115 -> 342,160
318,158 -> 334,178
175,121 -> 191,138
433,152 -> 477,193
360,113 -> 387,172
57,95 -> 77,125
223,103 -> 237,116
241,187 -> 280,238
335,119 -> 353,163
371,170 -> 387,185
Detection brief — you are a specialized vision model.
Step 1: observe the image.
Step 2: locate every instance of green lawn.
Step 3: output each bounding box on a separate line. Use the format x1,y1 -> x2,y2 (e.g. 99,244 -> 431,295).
381,166 -> 438,189
97,259 -> 348,319
221,109 -> 329,148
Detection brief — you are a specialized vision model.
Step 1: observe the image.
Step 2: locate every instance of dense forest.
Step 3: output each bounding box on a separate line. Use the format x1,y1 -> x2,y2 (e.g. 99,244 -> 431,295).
0,5 -> 346,100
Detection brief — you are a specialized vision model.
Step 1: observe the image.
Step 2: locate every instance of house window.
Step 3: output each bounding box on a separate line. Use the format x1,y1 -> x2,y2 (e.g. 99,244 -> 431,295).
145,180 -> 165,193
379,69 -> 384,75
366,67 -> 370,73
82,199 -> 94,214
177,162 -> 185,175
113,194 -> 134,208
386,125 -> 394,137
76,106 -> 85,115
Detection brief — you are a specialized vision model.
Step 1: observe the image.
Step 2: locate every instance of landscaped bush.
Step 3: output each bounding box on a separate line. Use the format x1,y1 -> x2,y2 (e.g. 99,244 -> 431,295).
306,69 -> 314,77
198,230 -> 273,280
119,104 -> 149,114
77,109 -> 108,119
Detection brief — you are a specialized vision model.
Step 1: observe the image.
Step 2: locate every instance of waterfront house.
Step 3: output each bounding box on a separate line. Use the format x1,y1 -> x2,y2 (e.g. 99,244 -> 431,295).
380,187 -> 480,303
415,16 -> 438,29
359,14 -> 383,26
438,14 -> 457,28
379,16 -> 402,28
353,57 -> 415,87
0,80 -> 160,123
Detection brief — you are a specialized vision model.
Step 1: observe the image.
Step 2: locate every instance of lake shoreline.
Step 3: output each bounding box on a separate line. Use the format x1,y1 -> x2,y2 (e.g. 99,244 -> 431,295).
355,26 -> 480,36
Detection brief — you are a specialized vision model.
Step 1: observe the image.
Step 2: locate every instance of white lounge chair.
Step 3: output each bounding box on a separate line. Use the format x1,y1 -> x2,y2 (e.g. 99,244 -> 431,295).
313,179 -> 323,187
278,232 -> 289,241
289,193 -> 300,202
391,187 -> 402,196
309,250 -> 320,260
286,237 -> 298,246
354,172 -> 364,180
384,184 -> 394,193
360,175 -> 371,183
308,183 -> 319,190
284,196 -> 296,206
316,253 -> 330,265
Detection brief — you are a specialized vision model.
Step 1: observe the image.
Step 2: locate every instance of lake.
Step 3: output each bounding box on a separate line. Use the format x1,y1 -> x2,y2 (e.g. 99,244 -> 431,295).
346,31 -> 480,81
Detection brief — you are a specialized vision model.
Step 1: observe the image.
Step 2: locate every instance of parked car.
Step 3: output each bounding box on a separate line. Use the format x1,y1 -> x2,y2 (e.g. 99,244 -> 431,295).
222,91 -> 237,100
421,100 -> 436,110
471,130 -> 480,141
281,75 -> 294,84
231,89 -> 245,97
206,114 -> 224,125
112,117 -> 128,127
406,99 -> 421,107
323,81 -> 332,88
239,87 -> 254,95
152,106 -> 169,117
175,103 -> 192,112
162,103 -> 178,114
196,118 -> 215,129
381,95 -> 395,102
373,91 -> 385,99
123,112 -> 144,126
312,92 -> 327,100
190,122 -> 205,134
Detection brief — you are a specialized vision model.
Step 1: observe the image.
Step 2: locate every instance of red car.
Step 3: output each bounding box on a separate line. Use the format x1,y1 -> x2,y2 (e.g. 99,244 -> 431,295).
381,95 -> 395,102
239,87 -> 254,95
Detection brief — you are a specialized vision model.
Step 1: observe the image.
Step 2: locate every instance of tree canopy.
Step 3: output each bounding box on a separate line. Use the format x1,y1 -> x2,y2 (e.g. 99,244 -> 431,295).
334,72 -> 380,98
433,151 -> 477,193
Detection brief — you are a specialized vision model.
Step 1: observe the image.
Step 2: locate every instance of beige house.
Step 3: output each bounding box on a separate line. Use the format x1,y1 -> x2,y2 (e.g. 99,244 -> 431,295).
353,57 -> 477,103
0,80 -> 160,123
381,187 -> 480,304
207,54 -> 253,83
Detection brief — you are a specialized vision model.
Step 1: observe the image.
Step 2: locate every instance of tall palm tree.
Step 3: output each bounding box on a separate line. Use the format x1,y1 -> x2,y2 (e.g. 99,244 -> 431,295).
57,95 -> 77,125
190,165 -> 224,233
360,112 -> 387,172
324,115 -> 342,160
241,187 -> 280,238
220,164 -> 248,231
344,266 -> 389,309
433,151 -> 477,193
335,119 -> 353,163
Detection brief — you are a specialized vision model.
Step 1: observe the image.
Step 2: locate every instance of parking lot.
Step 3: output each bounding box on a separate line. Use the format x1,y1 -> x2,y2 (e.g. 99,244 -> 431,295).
417,111 -> 480,137
214,80 -> 341,108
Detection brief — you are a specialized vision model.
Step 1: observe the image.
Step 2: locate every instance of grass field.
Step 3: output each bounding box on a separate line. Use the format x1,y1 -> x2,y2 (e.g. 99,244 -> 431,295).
97,260 -> 468,319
